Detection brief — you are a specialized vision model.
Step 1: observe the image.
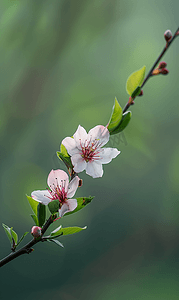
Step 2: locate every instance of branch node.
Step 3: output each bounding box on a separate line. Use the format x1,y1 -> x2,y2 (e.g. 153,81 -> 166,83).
26,248 -> 34,254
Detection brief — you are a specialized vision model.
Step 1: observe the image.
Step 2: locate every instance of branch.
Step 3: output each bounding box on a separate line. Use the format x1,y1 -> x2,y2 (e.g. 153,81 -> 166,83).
0,216 -> 53,268
123,27 -> 179,113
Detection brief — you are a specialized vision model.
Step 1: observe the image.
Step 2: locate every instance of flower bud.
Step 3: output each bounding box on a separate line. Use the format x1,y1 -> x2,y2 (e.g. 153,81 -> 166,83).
31,226 -> 42,238
128,96 -> 133,105
164,30 -> 172,42
138,90 -> 143,96
78,178 -> 83,187
152,69 -> 160,75
158,61 -> 167,69
160,68 -> 169,75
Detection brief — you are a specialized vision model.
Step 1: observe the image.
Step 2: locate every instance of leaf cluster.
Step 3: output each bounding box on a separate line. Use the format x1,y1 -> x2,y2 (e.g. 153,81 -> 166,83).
2,223 -> 28,251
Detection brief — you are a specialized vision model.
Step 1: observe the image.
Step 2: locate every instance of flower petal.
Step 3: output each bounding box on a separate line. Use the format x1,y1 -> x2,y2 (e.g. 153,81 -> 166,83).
73,125 -> 88,148
59,199 -> 77,217
99,148 -> 121,164
71,154 -> 87,173
67,176 -> 79,198
47,169 -> 69,193
88,125 -> 109,147
31,190 -> 52,205
86,161 -> 103,178
62,137 -> 79,156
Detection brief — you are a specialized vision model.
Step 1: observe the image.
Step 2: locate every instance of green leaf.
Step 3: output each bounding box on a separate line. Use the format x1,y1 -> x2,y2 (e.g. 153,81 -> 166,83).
108,97 -> 123,133
48,239 -> 64,247
60,143 -> 69,156
131,86 -> 141,98
56,144 -> 73,169
2,224 -> 18,247
48,200 -> 60,214
45,233 -> 63,240
2,223 -> 12,244
31,214 -> 39,226
37,203 -> 46,227
126,66 -> 146,96
110,111 -> 132,135
26,195 -> 38,216
16,232 -> 28,247
64,196 -> 94,217
50,225 -> 62,235
10,228 -> 18,244
50,226 -> 87,237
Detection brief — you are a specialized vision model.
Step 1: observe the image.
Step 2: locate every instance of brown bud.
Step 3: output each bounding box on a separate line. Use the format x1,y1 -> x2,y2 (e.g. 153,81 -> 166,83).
128,96 -> 133,105
138,90 -> 143,96
160,68 -> 169,75
152,69 -> 160,75
78,179 -> 83,187
164,30 -> 172,42
158,61 -> 167,69
28,248 -> 34,254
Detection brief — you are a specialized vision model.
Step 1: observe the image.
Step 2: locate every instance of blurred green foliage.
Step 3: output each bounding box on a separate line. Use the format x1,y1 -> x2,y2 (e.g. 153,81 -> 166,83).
0,0 -> 179,299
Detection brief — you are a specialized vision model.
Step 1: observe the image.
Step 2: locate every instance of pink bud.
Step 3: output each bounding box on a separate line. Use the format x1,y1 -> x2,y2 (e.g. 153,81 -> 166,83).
160,68 -> 169,75
31,226 -> 42,238
164,30 -> 172,42
158,61 -> 167,69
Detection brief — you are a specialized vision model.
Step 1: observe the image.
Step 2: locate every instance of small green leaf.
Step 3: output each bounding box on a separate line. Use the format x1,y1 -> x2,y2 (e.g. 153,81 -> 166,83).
2,224 -> 18,248
2,223 -> 12,244
48,200 -> 60,214
31,214 -> 39,226
60,143 -> 69,156
126,66 -> 146,96
108,98 -> 123,133
110,111 -> 132,135
50,225 -> 62,235
50,226 -> 87,237
64,196 -> 94,217
10,228 -> 18,244
45,233 -> 63,240
26,195 -> 38,216
131,86 -> 141,98
49,239 -> 64,247
37,203 -> 46,227
16,232 -> 28,247
56,144 -> 73,169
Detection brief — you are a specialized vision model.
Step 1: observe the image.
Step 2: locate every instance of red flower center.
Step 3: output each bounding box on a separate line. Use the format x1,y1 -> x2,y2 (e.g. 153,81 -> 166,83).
48,178 -> 68,204
79,138 -> 101,162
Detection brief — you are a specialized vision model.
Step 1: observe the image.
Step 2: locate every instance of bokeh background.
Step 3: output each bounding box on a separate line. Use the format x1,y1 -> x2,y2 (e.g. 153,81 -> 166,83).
0,0 -> 179,299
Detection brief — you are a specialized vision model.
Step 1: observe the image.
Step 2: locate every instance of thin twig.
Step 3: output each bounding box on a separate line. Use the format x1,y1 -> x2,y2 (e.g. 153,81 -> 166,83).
123,27 -> 179,113
0,216 -> 53,268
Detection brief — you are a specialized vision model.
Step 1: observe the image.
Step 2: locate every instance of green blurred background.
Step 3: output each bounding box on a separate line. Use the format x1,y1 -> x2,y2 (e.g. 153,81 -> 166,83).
0,0 -> 179,299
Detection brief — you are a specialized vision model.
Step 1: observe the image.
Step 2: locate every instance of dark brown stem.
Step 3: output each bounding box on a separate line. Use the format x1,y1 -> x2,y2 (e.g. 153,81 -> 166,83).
0,216 -> 53,268
41,215 -> 53,235
123,26 -> 179,114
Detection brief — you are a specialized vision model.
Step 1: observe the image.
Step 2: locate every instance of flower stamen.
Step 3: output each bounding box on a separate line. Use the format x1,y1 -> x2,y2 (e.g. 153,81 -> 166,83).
79,137 -> 102,162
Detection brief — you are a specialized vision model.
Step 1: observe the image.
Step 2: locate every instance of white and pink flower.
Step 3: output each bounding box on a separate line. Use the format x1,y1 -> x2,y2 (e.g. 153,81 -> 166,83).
31,169 -> 79,217
62,125 -> 120,178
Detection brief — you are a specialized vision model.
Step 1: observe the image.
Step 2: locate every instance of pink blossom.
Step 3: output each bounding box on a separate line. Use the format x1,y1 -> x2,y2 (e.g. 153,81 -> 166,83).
31,169 -> 79,217
62,125 -> 120,178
